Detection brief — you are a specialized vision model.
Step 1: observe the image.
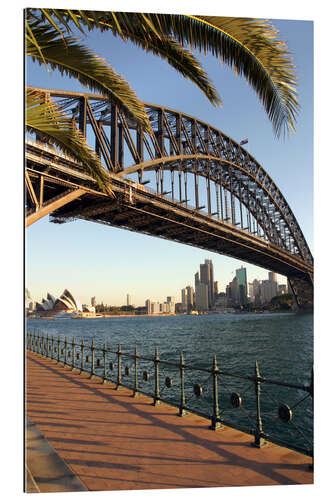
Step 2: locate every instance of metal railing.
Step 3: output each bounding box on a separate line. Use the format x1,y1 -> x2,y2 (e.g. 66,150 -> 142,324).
26,331 -> 313,458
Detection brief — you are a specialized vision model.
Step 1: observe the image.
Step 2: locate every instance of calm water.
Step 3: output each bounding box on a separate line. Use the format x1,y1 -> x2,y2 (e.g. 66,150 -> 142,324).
27,312 -> 313,453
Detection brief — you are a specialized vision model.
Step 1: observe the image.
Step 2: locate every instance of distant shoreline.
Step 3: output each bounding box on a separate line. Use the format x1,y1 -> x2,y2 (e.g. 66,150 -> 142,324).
27,310 -> 294,320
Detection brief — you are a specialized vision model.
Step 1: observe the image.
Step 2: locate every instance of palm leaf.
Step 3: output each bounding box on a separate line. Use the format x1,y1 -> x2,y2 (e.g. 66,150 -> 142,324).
27,9 -> 221,107
26,90 -> 112,194
26,21 -> 152,133
26,9 -> 299,136
151,14 -> 299,137
57,10 -> 297,137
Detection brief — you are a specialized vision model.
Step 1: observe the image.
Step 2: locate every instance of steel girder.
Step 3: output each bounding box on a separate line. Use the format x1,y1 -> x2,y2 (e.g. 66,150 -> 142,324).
26,87 -> 313,272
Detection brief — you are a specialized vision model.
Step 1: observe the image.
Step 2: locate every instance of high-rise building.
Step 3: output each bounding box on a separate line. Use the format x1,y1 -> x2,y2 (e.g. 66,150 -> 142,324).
200,260 -> 214,308
268,271 -> 277,283
236,266 -> 248,306
186,286 -> 194,312
205,259 -> 215,306
91,296 -> 96,307
230,276 -> 240,305
195,282 -> 209,311
181,288 -> 186,311
126,294 -> 131,306
151,302 -> 160,314
252,279 -> 261,305
145,299 -> 151,314
166,296 -> 175,314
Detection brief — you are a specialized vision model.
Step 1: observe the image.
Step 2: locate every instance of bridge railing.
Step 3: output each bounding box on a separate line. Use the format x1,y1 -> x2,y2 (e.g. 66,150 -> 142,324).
26,331 -> 313,458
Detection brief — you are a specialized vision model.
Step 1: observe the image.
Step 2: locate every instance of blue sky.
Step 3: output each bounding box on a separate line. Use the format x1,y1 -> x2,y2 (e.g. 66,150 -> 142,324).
25,9 -> 313,306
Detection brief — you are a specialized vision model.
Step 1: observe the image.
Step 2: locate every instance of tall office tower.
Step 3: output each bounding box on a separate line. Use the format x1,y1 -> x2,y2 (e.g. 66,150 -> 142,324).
236,266 -> 248,306
145,299 -> 151,314
248,282 -> 254,302
214,281 -> 218,297
267,271 -> 278,299
91,296 -> 96,307
205,259 -> 215,306
166,296 -> 175,314
185,286 -> 194,312
252,279 -> 261,304
181,288 -> 187,312
200,261 -> 213,308
230,276 -> 240,305
268,271 -> 277,283
196,282 -> 209,311
126,294 -> 131,306
194,272 -> 200,309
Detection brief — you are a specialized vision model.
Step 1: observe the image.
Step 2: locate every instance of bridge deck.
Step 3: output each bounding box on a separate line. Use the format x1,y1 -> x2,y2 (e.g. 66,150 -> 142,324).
25,351 -> 313,492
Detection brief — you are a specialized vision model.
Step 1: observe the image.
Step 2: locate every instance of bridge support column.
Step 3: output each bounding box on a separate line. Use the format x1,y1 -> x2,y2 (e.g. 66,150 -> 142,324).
288,276 -> 313,312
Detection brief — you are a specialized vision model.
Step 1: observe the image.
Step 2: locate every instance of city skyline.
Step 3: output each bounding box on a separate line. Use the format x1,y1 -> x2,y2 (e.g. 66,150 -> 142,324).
25,10 -> 312,309
26,262 -> 287,308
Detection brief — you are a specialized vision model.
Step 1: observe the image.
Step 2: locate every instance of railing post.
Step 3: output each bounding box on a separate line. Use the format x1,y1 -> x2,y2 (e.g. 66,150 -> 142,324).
103,339 -> 107,383
90,338 -> 95,378
132,346 -> 139,397
57,336 -> 60,363
64,336 -> 68,366
116,344 -> 122,389
46,333 -> 49,358
72,337 -> 75,370
179,351 -> 187,416
81,338 -> 85,373
153,347 -> 161,406
51,335 -> 54,360
253,360 -> 265,447
210,355 -> 222,430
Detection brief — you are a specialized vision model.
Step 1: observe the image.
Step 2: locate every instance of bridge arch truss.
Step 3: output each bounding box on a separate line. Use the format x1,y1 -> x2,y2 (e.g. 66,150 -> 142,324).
26,87 -> 313,308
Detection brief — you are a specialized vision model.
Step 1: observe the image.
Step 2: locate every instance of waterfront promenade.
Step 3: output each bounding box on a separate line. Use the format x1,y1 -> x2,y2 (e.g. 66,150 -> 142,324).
25,350 -> 313,493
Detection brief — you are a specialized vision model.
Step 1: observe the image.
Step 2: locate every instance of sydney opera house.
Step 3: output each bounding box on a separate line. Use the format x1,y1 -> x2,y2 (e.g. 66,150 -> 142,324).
35,289 -> 95,317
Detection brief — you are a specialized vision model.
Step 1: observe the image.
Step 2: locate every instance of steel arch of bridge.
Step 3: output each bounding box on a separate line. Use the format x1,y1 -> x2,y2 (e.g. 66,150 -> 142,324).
26,87 -> 313,309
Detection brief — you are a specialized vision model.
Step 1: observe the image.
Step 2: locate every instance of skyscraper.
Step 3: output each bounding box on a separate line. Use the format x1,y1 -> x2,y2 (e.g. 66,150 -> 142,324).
186,286 -> 194,312
181,288 -> 186,311
126,294 -> 131,306
195,282 -> 209,311
200,260 -> 215,308
91,296 -> 96,307
236,266 -> 248,306
166,296 -> 175,314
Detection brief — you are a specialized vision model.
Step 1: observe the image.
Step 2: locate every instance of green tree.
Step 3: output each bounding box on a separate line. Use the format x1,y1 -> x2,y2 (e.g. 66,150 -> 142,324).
26,9 -> 299,191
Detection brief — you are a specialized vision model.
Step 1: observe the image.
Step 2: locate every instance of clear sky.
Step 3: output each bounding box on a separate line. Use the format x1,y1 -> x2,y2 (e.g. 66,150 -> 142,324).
25,5 -> 313,307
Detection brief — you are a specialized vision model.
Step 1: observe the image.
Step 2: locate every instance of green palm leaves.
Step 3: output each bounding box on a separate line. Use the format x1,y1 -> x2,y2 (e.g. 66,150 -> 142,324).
26,8 -> 299,191
26,90 -> 111,193
32,10 -> 298,136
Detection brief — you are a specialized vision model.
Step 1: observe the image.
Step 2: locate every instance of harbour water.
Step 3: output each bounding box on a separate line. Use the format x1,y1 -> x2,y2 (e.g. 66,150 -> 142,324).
27,311 -> 313,453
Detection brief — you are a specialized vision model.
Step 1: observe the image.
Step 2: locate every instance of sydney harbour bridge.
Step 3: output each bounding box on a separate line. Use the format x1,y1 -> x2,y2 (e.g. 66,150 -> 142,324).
25,87 -> 313,311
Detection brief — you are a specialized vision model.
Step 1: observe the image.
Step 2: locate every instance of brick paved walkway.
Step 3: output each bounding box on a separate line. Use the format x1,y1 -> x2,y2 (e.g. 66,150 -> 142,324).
25,351 -> 313,492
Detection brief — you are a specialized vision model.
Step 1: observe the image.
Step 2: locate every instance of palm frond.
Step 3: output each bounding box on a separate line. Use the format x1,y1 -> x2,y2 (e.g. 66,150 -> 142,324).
151,14 -> 299,137
26,90 -> 112,194
26,21 -> 152,133
27,9 -> 221,107
26,9 -> 299,137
